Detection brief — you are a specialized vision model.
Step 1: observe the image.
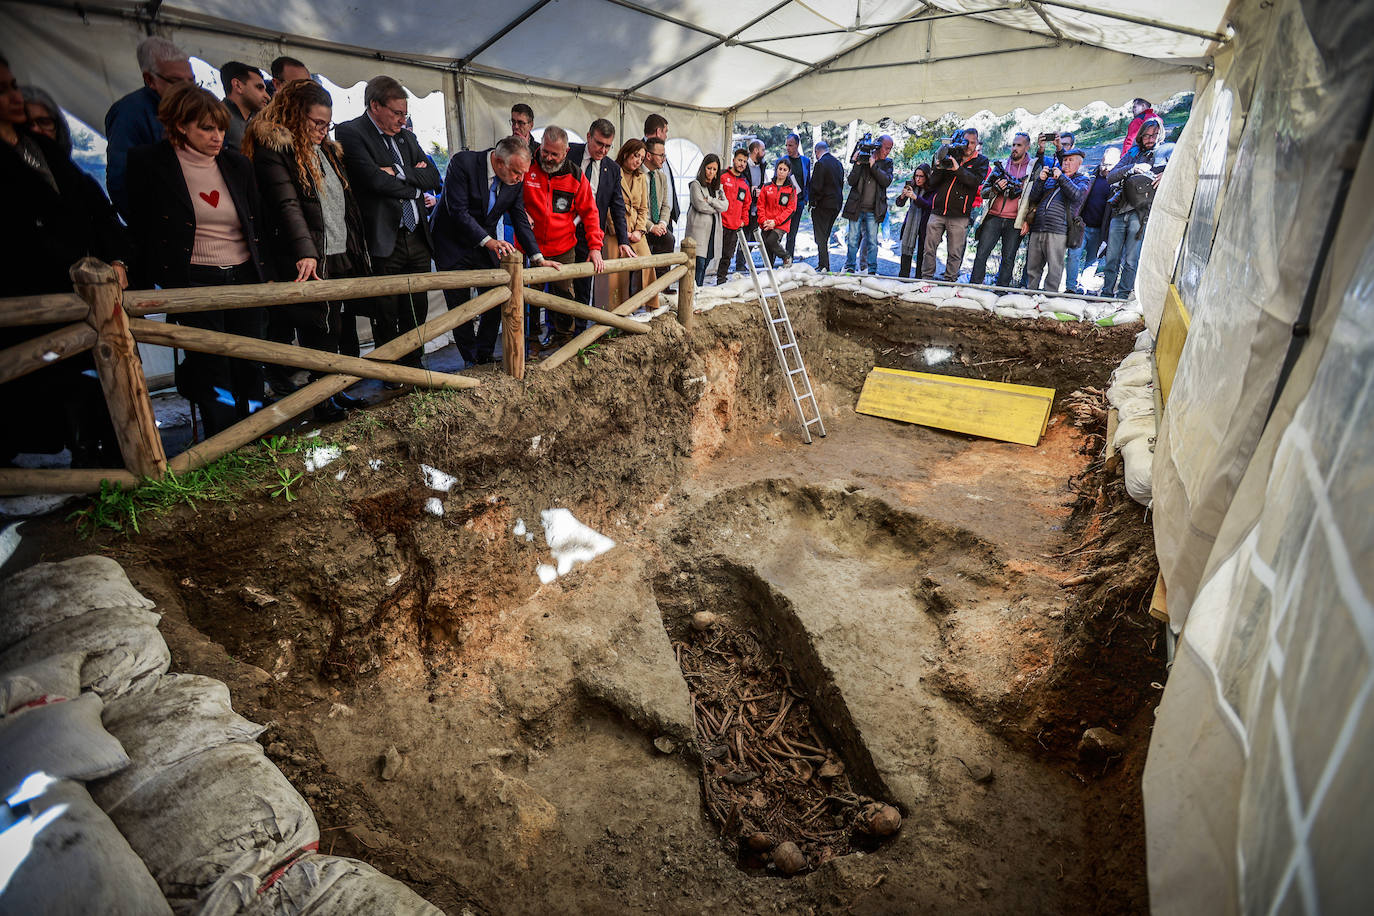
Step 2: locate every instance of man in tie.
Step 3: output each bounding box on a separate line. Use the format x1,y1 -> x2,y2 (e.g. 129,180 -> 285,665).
431,137 -> 551,366
337,75 -> 441,373
643,137 -> 674,277
643,114 -> 681,282
567,119 -> 634,311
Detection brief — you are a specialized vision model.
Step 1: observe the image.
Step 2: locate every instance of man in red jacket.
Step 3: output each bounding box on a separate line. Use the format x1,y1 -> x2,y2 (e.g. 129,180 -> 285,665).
1121,98 -> 1156,157
716,148 -> 753,284
524,125 -> 603,344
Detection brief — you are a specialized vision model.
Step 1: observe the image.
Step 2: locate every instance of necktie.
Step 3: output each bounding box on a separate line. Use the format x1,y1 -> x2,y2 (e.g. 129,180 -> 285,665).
387,135 -> 418,231
584,157 -> 598,197
649,171 -> 659,224
488,175 -> 499,214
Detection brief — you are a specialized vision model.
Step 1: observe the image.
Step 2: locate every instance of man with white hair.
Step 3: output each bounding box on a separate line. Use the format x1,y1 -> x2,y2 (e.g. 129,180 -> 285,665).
104,35 -> 192,218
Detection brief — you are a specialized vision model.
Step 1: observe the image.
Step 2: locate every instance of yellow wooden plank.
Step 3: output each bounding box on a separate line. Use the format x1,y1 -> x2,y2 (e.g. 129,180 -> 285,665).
855,368 -> 1055,446
1157,284 -> 1191,406
1149,573 -> 1169,624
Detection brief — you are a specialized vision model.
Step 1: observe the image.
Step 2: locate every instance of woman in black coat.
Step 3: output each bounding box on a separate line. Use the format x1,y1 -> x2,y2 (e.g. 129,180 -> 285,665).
0,55 -> 130,467
126,84 -> 272,436
245,79 -> 370,420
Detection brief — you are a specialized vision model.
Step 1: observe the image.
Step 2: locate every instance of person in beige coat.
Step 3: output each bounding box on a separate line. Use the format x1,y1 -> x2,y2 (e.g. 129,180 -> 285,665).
608,138 -> 656,311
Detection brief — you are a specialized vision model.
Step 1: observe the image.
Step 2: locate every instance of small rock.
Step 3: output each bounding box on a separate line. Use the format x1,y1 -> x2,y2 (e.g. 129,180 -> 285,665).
288,753 -> 308,766
1079,727 -> 1128,758
380,745 -> 405,781
266,741 -> 287,757
653,736 -> 677,754
690,611 -> 718,631
301,783 -> 322,798
961,761 -> 995,784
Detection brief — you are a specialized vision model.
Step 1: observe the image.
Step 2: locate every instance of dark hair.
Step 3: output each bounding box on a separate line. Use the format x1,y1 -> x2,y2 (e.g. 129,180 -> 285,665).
962,127 -> 979,140
364,75 -> 405,108
1059,131 -> 1075,142
772,159 -> 791,183
616,138 -> 646,169
731,147 -> 748,161
219,61 -> 259,94
512,103 -> 534,121
912,162 -> 932,185
270,56 -> 307,80
644,113 -> 667,136
644,136 -> 664,154
696,153 -> 722,192
158,84 -> 230,147
1133,97 -> 1151,110
21,86 -> 73,158
588,117 -> 615,140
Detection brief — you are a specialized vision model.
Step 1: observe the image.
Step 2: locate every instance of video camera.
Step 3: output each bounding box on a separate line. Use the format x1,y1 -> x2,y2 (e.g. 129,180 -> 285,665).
934,134 -> 970,167
854,132 -> 880,157
981,160 -> 1023,199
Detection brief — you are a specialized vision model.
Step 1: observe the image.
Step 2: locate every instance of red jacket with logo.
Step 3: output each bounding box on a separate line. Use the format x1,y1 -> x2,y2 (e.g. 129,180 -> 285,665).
721,169 -> 752,231
522,160 -> 602,257
756,181 -> 797,229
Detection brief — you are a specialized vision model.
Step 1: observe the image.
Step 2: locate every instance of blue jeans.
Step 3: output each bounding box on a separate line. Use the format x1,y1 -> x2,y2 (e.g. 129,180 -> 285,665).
1065,225 -> 1105,293
695,256 -> 709,286
1102,211 -> 1144,299
844,212 -> 878,272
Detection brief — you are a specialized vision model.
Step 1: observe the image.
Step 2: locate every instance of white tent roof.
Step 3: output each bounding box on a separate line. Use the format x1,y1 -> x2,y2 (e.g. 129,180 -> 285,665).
5,0 -> 1228,153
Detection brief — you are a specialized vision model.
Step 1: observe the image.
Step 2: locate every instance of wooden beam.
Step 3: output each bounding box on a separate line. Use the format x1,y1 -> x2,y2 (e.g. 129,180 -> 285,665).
0,322 -> 96,386
678,237 -> 696,330
0,292 -> 88,327
0,467 -> 139,495
127,318 -> 479,390
523,251 -> 685,286
168,285 -> 508,474
73,258 -> 167,479
522,289 -> 651,335
1157,284 -> 1190,406
1149,573 -> 1169,624
501,251 -> 525,380
538,265 -> 684,372
122,267 -> 509,317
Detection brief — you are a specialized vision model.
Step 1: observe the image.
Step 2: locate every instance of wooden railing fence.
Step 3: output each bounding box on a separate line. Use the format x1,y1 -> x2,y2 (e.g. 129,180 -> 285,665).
0,237 -> 697,496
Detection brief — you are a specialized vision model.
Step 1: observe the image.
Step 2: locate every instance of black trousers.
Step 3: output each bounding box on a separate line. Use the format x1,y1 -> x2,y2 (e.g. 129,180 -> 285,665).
763,229 -> 788,266
368,225 -> 432,368
716,228 -> 744,283
647,229 -> 674,278
811,207 -> 838,271
784,207 -> 804,261
734,215 -> 759,271
181,262 -> 266,436
970,214 -> 1022,286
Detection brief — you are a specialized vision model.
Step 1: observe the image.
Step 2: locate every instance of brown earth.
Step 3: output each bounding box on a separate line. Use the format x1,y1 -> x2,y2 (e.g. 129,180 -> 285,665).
9,291 -> 1161,914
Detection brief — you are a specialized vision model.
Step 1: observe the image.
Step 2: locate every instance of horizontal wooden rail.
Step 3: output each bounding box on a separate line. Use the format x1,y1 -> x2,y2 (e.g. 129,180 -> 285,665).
168,285 -> 509,474
539,264 -> 685,372
122,267 -> 511,317
524,251 -> 686,286
127,318 -> 478,390
0,292 -> 88,327
522,289 -> 650,336
0,466 -> 139,495
0,322 -> 96,386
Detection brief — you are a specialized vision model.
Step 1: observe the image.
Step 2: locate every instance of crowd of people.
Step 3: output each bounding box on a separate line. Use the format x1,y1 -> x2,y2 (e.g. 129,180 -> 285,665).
1,33 -> 1170,468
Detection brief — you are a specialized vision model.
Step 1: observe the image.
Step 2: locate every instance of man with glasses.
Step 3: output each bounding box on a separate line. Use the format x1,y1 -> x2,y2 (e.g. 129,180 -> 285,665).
643,137 -> 674,272
568,119 -> 633,311
337,75 -> 441,373
510,104 -> 538,159
105,36 -> 192,218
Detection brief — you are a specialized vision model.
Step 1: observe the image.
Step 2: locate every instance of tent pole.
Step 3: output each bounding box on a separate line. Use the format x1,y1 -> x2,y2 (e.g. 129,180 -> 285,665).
825,42 -> 1059,74
623,0 -> 794,96
445,69 -> 464,154
1033,0 -> 1229,43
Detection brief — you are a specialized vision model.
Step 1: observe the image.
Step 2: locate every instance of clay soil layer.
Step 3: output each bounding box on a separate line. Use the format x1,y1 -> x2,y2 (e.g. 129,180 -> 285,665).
14,291 -> 1162,914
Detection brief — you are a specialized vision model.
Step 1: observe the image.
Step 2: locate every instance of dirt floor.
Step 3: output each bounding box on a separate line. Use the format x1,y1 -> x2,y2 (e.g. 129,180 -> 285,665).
6,290 -> 1164,914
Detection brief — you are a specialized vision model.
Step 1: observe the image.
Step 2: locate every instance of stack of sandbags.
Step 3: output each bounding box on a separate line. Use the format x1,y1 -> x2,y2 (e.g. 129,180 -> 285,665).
1105,346 -> 1157,505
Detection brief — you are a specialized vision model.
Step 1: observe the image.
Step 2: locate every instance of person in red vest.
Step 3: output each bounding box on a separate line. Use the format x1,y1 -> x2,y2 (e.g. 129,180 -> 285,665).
757,159 -> 798,268
716,147 -> 753,284
1121,98 -> 1157,156
523,125 -> 600,346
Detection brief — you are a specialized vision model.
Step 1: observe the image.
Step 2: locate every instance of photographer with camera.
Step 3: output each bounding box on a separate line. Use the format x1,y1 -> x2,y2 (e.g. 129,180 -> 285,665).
894,163 -> 934,278
923,127 -> 989,282
1100,119 -> 1169,299
1024,148 -> 1089,292
1064,147 -> 1118,294
970,131 -> 1032,286
841,133 -> 894,274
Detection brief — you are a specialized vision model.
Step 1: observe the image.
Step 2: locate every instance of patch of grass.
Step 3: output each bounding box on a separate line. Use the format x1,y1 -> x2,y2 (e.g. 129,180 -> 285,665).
69,432 -> 329,536
407,388 -> 462,429
578,343 -> 604,366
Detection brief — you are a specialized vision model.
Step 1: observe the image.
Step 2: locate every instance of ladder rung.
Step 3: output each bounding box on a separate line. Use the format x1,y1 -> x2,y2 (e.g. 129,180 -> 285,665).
788,367 -> 805,375
779,342 -> 795,350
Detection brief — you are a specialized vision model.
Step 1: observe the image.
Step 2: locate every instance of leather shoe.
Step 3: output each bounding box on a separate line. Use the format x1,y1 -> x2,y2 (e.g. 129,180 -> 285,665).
312,397 -> 346,423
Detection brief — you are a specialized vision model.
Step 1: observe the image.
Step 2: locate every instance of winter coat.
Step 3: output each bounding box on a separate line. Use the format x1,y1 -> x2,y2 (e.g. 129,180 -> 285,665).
1122,109 -> 1157,157
757,181 -> 797,229
927,153 -> 989,218
1028,171 -> 1090,234
807,152 -> 844,211
721,169 -> 752,231
841,157 -> 894,222
1107,140 -> 1171,216
894,177 -> 934,257
684,179 -> 727,262
522,158 -> 601,258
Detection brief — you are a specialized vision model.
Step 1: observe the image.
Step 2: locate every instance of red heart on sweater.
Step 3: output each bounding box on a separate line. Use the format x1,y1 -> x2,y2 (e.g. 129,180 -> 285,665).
199,190 -> 220,207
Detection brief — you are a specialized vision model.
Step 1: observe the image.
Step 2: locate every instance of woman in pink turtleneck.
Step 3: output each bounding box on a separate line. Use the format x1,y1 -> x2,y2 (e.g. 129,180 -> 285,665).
126,84 -> 271,436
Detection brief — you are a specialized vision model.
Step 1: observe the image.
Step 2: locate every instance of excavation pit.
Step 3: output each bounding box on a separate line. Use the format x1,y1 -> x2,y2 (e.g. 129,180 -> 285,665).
18,290 -> 1163,913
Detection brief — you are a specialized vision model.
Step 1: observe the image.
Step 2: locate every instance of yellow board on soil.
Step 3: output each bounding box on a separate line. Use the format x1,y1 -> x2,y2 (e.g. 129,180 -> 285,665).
855,367 -> 1055,447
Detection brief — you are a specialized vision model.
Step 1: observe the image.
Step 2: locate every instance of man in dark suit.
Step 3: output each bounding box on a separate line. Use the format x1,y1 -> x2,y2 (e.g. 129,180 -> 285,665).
431,137 -> 551,365
336,75 -> 441,371
807,140 -> 844,271
567,119 -> 635,309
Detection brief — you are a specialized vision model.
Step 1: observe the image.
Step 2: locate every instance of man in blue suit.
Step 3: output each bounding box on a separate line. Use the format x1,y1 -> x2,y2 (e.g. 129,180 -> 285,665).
567,119 -> 636,313
431,136 -> 552,365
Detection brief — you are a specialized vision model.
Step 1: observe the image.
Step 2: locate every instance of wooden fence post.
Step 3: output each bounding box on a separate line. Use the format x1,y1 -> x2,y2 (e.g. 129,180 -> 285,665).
677,239 -> 696,331
502,251 -> 524,379
71,257 -> 166,480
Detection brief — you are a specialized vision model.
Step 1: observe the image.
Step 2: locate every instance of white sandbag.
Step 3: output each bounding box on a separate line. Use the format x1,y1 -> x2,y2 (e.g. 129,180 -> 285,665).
1120,436 -> 1154,506
98,741 -> 319,913
0,693 -> 129,796
938,297 -> 985,311
1097,308 -> 1144,326
776,280 -> 800,293
0,651 -> 82,716
201,853 -> 442,916
859,276 -> 904,294
0,555 -> 154,651
1116,396 -> 1155,422
954,288 -> 998,309
994,306 -> 1039,320
908,282 -> 955,299
1111,363 -> 1153,389
791,262 -> 817,276
95,674 -> 267,811
849,286 -> 890,299
1113,413 -> 1156,450
1133,328 -> 1155,351
995,293 -> 1037,310
1106,382 -> 1151,407
3,778 -> 173,915
0,607 -> 168,701
1118,350 -> 1152,371
1038,297 -> 1088,318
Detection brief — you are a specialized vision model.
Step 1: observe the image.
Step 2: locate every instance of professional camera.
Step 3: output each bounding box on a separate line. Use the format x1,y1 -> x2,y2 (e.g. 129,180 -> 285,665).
854,132 -> 880,157
981,160 -> 1023,198
934,134 -> 969,167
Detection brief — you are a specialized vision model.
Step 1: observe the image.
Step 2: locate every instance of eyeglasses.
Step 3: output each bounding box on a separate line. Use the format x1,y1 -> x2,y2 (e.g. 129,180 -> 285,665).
29,116 -> 57,129
307,116 -> 335,132
510,118 -> 531,128
383,104 -> 407,120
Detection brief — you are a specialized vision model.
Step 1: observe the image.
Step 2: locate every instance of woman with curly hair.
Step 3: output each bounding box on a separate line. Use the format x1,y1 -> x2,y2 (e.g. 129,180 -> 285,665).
125,83 -> 271,436
244,78 -> 369,420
